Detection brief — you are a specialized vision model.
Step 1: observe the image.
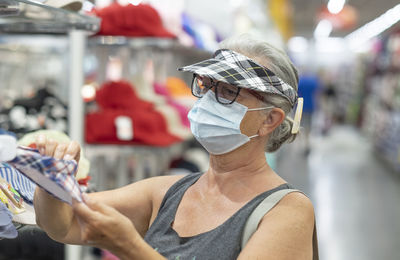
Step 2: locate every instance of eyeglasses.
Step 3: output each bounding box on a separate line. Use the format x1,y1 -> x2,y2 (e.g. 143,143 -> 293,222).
191,74 -> 270,106
191,75 -> 241,105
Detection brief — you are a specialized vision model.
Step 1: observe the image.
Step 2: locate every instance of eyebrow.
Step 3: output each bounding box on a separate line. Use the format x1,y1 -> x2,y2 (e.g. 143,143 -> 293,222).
247,89 -> 265,102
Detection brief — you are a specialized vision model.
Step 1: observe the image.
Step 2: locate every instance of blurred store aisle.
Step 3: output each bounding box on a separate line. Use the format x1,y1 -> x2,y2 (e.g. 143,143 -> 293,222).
277,125 -> 400,260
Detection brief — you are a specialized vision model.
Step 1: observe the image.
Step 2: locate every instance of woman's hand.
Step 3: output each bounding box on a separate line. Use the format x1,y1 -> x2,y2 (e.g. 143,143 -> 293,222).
72,194 -> 140,259
35,134 -> 81,167
33,135 -> 82,240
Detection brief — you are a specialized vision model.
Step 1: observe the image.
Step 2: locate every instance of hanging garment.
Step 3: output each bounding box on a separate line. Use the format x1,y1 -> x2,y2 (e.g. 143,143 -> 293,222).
153,82 -> 190,128
0,201 -> 17,239
0,186 -> 24,215
93,3 -> 176,38
0,88 -> 68,135
0,163 -> 36,204
86,80 -> 182,146
0,134 -> 17,162
7,147 -> 82,205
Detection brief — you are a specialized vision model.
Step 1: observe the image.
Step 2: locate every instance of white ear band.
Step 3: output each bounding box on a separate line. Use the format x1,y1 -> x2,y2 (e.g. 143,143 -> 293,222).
291,98 -> 303,134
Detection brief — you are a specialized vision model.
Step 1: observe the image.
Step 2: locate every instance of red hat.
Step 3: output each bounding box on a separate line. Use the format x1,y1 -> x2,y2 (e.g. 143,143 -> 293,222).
85,109 -> 181,146
86,80 -> 181,146
94,3 -> 176,38
96,81 -> 153,110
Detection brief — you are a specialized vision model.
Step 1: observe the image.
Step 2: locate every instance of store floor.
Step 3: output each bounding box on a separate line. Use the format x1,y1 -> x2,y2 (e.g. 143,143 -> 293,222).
276,125 -> 400,260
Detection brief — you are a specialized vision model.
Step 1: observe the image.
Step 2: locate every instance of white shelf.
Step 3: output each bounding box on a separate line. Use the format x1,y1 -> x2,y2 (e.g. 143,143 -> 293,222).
0,0 -> 100,34
89,36 -> 212,59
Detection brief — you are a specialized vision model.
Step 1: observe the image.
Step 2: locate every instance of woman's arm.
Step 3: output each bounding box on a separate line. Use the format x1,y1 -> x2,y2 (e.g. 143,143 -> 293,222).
71,194 -> 166,260
238,192 -> 315,260
33,135 -> 182,246
33,136 -> 82,241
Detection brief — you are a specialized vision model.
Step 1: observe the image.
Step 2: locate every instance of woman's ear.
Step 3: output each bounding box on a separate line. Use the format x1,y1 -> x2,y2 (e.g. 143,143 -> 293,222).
258,108 -> 285,136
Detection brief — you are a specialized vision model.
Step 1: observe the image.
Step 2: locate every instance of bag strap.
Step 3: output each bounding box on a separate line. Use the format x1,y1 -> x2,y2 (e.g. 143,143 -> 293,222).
241,188 -> 319,260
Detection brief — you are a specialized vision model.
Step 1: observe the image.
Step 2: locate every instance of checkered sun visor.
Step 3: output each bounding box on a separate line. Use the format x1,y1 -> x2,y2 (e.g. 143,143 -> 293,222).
178,49 -> 298,106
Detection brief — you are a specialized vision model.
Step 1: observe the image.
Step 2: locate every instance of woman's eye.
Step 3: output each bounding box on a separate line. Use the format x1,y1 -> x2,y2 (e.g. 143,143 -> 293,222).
222,87 -> 236,96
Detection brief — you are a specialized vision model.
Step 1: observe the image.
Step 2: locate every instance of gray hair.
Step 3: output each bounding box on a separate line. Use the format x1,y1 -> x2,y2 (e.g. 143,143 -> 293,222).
219,34 -> 299,152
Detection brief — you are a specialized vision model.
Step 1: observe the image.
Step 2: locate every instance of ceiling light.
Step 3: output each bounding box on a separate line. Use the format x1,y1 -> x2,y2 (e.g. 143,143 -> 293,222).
327,0 -> 346,14
314,19 -> 333,38
288,37 -> 308,53
230,0 -> 246,8
315,37 -> 346,53
346,3 -> 400,50
81,84 -> 96,102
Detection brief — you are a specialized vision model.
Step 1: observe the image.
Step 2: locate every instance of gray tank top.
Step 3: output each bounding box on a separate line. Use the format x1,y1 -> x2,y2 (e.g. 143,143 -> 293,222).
144,172 -> 293,260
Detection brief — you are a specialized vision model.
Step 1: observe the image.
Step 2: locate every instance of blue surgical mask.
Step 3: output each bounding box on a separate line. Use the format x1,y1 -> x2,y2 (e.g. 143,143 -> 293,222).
188,91 -> 273,155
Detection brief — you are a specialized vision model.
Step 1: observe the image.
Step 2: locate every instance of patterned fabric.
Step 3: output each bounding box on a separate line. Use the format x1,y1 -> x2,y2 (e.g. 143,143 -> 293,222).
0,163 -> 36,204
7,146 -> 82,204
178,49 -> 298,106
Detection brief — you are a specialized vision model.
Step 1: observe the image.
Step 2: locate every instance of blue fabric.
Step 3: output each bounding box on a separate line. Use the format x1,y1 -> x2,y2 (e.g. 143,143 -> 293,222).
0,202 -> 17,239
0,129 -> 16,138
298,75 -> 320,113
0,163 -> 36,204
0,201 -> 12,226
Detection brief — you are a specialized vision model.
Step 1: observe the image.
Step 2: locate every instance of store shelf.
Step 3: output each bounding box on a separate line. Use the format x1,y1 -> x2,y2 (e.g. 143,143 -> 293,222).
89,36 -> 212,59
0,0 -> 100,34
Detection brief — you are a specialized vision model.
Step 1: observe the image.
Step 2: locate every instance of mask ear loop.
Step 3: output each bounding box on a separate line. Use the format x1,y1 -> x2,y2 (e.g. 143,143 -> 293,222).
247,106 -> 274,111
291,97 -> 303,134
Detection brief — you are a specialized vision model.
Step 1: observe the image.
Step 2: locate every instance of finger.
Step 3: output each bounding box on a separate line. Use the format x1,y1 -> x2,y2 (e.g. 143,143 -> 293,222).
45,138 -> 57,157
72,198 -> 100,223
53,143 -> 67,160
35,135 -> 46,155
63,141 -> 81,162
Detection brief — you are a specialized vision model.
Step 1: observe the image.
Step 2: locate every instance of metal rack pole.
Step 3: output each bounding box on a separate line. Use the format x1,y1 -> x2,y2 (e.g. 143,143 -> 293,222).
68,29 -> 85,144
66,29 -> 86,260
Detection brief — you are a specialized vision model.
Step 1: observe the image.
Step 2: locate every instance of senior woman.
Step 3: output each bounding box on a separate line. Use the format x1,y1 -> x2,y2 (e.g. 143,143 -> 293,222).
34,35 -> 316,260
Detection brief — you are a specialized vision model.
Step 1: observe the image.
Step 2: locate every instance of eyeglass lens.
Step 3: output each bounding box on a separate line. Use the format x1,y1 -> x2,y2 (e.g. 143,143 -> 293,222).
192,75 -> 240,104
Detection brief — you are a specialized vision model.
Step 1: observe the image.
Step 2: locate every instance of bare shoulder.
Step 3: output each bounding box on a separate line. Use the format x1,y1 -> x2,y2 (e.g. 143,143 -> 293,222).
146,174 -> 186,201
263,191 -> 315,235
238,191 -> 315,260
276,191 -> 315,217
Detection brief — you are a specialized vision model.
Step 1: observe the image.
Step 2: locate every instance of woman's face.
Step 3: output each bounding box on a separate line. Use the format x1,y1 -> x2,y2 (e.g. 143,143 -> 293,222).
193,75 -> 273,138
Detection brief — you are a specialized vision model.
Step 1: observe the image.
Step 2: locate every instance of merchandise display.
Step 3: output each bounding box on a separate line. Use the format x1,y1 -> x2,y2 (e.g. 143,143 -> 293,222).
40,0 -> 83,11
0,87 -> 68,136
93,3 -> 176,38
153,82 -> 190,127
358,29 -> 400,171
85,80 -> 182,146
0,201 -> 17,239
0,163 -> 36,205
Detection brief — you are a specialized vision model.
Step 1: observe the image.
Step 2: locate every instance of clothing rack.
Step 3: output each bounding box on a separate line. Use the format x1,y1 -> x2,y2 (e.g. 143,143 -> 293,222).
0,1 -> 99,259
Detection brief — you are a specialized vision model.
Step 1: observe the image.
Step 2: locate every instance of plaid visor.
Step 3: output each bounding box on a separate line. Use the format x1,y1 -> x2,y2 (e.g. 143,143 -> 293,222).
178,49 -> 298,106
